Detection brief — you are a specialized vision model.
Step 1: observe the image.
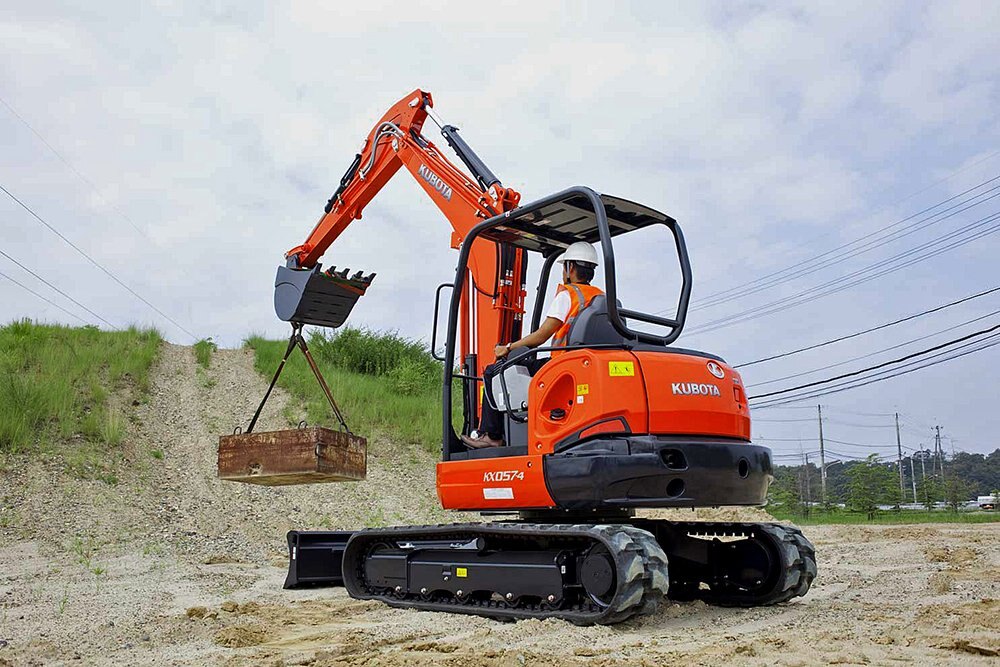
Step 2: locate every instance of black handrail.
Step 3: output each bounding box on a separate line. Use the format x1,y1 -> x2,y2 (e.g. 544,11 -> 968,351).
530,252 -> 560,332
430,283 -> 453,361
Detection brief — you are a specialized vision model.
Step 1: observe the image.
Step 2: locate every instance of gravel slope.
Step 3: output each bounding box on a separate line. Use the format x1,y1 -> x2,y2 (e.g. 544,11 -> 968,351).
0,344 -> 997,666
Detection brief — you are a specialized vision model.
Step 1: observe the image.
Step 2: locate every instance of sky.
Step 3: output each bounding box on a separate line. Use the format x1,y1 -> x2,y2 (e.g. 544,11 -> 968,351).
1,1 -> 998,457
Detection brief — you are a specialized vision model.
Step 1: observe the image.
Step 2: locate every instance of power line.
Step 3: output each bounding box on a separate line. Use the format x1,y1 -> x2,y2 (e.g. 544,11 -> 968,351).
752,331 -> 1000,408
750,322 -> 1000,401
0,268 -> 89,325
0,248 -> 117,328
692,151 -> 1000,307
750,405 -> 818,410
899,412 -> 937,432
825,419 -> 897,429
823,450 -> 876,461
746,308 -> 1000,387
825,438 -> 915,452
756,437 -> 817,442
0,94 -> 149,239
0,184 -> 198,340
735,285 -> 1000,368
692,176 -> 1000,310
688,209 -> 1000,335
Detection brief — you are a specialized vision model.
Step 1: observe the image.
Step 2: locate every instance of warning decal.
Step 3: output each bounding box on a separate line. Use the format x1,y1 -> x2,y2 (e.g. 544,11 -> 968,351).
608,361 -> 635,377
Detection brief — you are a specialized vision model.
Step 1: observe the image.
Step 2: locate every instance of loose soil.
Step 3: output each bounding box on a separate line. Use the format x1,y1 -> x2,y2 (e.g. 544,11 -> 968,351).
1,344 -> 997,665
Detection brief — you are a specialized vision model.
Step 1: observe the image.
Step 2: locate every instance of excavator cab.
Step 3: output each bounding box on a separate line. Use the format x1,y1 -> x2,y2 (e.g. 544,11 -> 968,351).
436,186 -> 767,515
441,186 -> 693,457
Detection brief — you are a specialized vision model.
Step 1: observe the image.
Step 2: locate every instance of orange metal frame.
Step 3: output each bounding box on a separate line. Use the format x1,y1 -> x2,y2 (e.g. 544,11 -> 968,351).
285,89 -> 524,375
436,350 -> 750,511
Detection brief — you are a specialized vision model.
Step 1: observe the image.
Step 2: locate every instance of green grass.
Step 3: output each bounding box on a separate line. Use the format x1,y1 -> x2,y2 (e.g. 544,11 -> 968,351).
0,320 -> 162,476
193,338 -> 216,368
246,327 -> 456,453
770,506 -> 1000,525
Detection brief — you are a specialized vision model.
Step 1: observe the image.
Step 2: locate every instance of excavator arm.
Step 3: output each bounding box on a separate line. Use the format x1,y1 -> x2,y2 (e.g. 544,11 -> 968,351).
275,89 -> 526,376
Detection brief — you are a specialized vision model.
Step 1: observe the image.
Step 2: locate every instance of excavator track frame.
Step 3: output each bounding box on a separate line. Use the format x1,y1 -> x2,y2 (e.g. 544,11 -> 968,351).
323,519 -> 815,625
629,520 -> 816,608
342,522 -> 669,625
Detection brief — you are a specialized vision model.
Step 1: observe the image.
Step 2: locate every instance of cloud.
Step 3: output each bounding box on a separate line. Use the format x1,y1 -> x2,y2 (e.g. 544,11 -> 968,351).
0,0 -> 997,453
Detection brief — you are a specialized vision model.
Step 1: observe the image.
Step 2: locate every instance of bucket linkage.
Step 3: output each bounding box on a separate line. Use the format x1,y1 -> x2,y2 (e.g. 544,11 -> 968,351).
244,323 -> 350,435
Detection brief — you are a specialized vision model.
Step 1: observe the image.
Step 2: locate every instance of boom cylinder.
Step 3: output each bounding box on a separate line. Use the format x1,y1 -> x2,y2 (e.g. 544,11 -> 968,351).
423,104 -> 501,191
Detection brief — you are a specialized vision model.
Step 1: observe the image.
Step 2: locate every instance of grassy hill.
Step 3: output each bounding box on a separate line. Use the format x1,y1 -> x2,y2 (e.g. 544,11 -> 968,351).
0,321 -> 449,477
0,320 -> 161,481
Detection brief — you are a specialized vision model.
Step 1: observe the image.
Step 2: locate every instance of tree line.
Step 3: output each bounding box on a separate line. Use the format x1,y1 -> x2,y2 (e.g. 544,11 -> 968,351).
769,448 -> 999,518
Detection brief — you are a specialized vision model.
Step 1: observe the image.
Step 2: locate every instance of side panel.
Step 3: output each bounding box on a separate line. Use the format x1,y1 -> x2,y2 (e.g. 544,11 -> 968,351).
635,352 -> 750,440
526,349 -> 649,453
437,454 -> 554,510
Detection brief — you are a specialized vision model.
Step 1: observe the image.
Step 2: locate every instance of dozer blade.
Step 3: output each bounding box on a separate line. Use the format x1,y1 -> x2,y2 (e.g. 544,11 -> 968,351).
274,264 -> 375,328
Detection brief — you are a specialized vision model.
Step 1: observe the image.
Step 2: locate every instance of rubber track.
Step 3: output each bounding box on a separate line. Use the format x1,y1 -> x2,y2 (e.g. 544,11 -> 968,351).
665,521 -> 817,607
343,522 -> 670,625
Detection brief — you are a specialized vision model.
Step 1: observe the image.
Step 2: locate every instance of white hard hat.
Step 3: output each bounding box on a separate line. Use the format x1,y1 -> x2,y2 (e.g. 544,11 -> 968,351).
556,241 -> 598,266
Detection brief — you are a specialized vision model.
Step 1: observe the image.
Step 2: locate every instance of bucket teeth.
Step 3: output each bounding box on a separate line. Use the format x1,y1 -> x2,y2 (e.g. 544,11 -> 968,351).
322,265 -> 352,279
274,264 -> 371,329
323,267 -> 375,287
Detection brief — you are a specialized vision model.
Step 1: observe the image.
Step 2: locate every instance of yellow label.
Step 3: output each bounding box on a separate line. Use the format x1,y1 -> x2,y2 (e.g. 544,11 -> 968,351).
608,361 -> 635,377
576,383 -> 590,395
456,567 -> 468,578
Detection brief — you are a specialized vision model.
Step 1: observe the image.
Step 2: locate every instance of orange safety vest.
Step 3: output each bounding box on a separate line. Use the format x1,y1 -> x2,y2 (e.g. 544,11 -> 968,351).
551,283 -> 604,354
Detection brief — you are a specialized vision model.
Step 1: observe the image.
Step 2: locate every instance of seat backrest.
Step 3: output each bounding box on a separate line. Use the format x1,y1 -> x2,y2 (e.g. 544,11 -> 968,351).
565,294 -> 630,347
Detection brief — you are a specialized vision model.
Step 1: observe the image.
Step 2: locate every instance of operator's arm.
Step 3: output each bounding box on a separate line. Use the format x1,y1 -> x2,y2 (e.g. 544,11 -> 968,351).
494,317 -> 561,358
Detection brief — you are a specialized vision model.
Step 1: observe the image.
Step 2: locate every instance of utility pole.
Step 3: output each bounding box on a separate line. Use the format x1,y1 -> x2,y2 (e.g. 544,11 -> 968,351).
818,405 -> 827,505
895,412 -> 904,500
919,444 -> 928,505
804,453 -> 812,515
931,433 -> 939,476
909,456 -> 917,504
935,425 -> 946,479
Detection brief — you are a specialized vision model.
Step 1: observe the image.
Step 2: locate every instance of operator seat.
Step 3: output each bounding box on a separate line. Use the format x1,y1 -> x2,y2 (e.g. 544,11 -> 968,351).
564,295 -> 630,347
489,295 -> 628,414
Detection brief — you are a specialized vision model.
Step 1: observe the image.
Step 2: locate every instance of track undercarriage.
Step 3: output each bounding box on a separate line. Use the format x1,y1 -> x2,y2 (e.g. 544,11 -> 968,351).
288,519 -> 816,625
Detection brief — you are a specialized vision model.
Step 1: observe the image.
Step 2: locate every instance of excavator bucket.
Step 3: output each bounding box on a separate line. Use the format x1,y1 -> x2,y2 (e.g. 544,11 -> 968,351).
274,264 -> 375,328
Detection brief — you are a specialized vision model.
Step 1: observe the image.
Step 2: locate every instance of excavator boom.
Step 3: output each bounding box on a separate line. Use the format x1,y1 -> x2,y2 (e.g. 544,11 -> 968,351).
275,89 -> 524,377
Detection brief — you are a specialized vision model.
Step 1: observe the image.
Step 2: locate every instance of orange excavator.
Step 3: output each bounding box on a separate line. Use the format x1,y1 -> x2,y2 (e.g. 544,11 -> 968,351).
275,90 -> 816,624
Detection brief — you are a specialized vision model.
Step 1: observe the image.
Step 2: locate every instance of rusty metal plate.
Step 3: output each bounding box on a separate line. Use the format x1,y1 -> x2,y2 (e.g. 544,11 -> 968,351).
218,426 -> 367,486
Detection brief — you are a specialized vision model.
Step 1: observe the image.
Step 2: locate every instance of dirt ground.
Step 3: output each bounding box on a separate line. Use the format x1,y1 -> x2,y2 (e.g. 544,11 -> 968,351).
1,344 -> 998,666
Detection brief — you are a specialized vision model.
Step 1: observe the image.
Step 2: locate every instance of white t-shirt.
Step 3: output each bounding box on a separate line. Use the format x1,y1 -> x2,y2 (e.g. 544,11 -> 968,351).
545,290 -> 573,323
542,290 -> 573,347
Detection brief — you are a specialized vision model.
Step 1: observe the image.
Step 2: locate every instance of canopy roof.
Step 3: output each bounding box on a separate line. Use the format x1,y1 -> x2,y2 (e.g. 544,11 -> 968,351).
480,192 -> 675,255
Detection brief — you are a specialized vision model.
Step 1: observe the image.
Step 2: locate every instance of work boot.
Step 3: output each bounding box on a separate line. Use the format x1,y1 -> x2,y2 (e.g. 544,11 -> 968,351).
460,433 -> 503,449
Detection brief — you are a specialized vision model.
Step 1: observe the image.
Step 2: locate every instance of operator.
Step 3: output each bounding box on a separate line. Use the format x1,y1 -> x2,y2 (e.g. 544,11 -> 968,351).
461,241 -> 603,449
